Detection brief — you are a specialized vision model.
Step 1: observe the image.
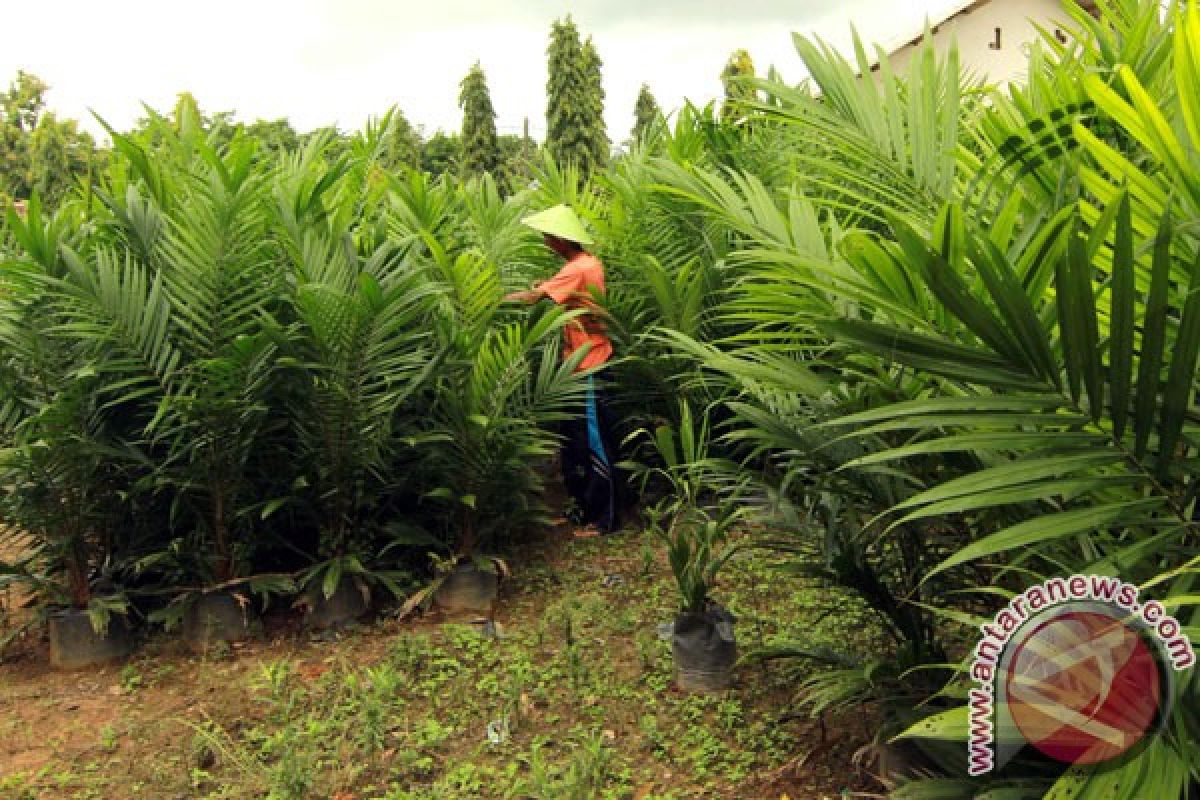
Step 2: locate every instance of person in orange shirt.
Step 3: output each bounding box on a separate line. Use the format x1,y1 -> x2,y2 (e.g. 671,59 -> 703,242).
506,204 -> 620,534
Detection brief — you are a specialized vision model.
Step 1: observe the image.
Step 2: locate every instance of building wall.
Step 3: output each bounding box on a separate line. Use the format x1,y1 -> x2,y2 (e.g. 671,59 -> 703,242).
884,0 -> 1073,85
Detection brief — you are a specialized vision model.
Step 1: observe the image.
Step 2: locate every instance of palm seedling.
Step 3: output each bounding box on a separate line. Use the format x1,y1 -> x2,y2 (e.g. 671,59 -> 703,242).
0,194 -> 139,661
625,400 -> 748,690
385,179 -> 592,612
418,254 -> 590,578
274,132 -> 442,613
65,112 -> 299,634
627,400 -> 746,613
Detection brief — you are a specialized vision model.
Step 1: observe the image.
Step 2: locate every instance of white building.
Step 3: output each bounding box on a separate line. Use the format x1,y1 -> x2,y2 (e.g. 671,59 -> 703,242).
876,0 -> 1099,84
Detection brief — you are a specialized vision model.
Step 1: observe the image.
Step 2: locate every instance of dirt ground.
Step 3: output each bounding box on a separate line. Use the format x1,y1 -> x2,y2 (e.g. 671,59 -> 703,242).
0,525 -> 884,799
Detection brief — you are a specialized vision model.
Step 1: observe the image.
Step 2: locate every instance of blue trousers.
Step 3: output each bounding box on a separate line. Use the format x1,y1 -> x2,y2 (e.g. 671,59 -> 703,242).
561,375 -> 620,532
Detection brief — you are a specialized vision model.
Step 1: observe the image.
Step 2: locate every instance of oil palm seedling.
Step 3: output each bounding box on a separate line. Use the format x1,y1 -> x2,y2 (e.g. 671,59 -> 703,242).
72,113 -> 296,646
383,179 -> 594,612
626,400 -> 748,691
0,196 -> 139,667
274,137 -> 441,626
0,390 -> 137,667
399,232 -> 592,615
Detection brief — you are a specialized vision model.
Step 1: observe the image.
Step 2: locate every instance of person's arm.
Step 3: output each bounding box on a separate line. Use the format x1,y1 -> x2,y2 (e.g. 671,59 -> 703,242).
504,288 -> 544,303
506,264 -> 582,305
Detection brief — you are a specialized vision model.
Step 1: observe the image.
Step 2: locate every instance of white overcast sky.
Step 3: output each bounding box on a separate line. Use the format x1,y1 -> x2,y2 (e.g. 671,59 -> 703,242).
1,0 -> 969,141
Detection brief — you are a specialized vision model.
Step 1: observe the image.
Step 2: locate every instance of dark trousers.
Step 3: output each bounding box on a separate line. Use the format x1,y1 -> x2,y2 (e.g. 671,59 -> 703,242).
561,375 -> 621,532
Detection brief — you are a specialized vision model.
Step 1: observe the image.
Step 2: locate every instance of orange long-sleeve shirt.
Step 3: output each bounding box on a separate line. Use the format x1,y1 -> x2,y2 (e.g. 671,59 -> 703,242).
535,252 -> 613,372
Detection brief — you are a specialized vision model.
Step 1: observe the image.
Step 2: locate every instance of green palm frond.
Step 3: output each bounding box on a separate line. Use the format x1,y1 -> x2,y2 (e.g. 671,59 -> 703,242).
286,219 -> 439,549
272,132 -> 353,243
157,154 -> 276,362
53,246 -> 181,422
428,249 -> 502,342
748,29 -> 969,228
459,172 -> 542,275
386,169 -> 462,258
417,304 -> 589,550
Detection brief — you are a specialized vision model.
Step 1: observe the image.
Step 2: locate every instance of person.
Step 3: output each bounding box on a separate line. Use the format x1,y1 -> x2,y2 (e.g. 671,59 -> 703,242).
505,204 -> 621,534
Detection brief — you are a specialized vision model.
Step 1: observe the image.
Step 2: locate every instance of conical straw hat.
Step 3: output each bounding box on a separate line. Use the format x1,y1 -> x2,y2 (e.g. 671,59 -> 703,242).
520,204 -> 594,245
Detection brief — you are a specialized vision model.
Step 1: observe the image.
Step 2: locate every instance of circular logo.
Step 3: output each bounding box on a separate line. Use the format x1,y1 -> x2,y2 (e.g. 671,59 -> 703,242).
1005,610 -> 1164,765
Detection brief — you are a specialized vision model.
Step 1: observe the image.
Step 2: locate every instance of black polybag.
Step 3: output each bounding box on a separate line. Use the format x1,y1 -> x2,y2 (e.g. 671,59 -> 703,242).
672,603 -> 737,690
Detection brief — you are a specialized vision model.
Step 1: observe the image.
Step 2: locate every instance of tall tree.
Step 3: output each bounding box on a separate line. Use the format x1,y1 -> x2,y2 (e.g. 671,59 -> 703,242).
581,36 -> 609,169
545,16 -> 606,177
720,49 -> 758,122
458,61 -> 500,178
3,70 -> 47,131
632,83 -> 660,142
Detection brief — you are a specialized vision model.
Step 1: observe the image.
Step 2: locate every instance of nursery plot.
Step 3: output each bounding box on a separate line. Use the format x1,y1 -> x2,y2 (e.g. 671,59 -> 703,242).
0,527 -> 883,799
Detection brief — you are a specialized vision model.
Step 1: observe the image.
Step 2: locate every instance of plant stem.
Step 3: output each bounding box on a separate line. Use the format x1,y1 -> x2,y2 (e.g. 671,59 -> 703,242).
213,481 -> 232,583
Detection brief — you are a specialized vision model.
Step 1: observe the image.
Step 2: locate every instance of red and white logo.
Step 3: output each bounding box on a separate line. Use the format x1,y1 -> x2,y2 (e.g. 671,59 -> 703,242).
967,576 -> 1192,775
1004,609 -> 1163,766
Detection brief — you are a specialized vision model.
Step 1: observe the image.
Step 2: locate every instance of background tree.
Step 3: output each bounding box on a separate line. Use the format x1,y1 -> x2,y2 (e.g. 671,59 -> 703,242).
0,71 -> 50,194
458,61 -> 500,179
27,113 -> 98,207
2,70 -> 47,130
242,117 -> 300,158
720,49 -> 758,122
581,36 -> 609,169
497,132 -> 538,193
632,82 -> 660,142
0,70 -> 98,207
376,109 -> 422,172
545,16 -> 606,177
420,131 -> 461,178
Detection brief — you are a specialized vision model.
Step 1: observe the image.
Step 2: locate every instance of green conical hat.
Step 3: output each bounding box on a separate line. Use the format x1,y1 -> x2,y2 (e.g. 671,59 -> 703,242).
521,204 -> 594,245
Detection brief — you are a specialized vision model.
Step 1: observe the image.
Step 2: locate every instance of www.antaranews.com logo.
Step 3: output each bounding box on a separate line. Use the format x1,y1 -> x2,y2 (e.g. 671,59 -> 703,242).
967,574 -> 1195,776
